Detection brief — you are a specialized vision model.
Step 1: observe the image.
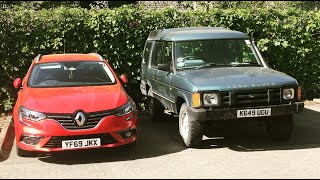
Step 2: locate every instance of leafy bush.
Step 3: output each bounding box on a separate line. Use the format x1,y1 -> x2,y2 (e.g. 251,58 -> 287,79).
1,6 -> 319,112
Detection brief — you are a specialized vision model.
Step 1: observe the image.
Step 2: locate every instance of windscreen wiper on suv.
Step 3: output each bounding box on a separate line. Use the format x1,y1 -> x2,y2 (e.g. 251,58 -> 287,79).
231,62 -> 261,67
194,63 -> 228,70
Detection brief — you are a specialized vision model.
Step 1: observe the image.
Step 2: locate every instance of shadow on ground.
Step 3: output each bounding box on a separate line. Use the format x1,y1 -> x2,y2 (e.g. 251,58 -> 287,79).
38,112 -> 186,165
198,108 -> 320,151
7,106 -> 320,164
0,118 -> 15,162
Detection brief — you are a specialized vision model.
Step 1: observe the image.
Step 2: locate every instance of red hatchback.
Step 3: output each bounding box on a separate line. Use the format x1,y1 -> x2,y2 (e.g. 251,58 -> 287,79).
12,53 -> 137,156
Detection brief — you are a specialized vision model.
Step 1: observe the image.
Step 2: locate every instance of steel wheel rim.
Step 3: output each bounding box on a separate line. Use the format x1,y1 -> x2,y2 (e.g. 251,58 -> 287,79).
181,111 -> 189,140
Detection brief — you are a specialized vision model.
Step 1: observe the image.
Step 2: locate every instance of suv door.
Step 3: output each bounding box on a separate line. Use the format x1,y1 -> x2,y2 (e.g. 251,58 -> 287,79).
140,40 -> 154,96
147,41 -> 163,98
155,41 -> 174,110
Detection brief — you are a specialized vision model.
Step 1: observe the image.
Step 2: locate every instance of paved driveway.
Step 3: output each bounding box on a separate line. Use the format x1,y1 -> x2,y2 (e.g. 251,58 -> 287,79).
0,104 -> 320,178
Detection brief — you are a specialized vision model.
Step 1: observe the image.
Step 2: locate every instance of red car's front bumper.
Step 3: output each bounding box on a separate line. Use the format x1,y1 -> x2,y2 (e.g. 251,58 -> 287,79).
14,111 -> 137,152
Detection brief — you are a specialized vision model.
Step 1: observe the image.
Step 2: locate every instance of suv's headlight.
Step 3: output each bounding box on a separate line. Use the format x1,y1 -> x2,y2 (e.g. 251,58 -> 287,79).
283,88 -> 294,100
115,99 -> 136,116
19,107 -> 46,122
203,93 -> 219,106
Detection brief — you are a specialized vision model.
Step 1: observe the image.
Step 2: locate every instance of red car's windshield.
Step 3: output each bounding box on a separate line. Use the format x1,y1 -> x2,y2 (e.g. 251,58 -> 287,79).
28,61 -> 116,88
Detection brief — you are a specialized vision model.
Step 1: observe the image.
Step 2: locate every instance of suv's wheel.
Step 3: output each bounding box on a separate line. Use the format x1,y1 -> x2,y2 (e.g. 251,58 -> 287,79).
266,114 -> 293,141
179,103 -> 203,147
146,91 -> 164,122
16,145 -> 32,157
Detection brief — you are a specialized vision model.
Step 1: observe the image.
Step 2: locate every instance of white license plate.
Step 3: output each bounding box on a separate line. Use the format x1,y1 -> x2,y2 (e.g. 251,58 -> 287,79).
62,138 -> 101,149
237,108 -> 271,118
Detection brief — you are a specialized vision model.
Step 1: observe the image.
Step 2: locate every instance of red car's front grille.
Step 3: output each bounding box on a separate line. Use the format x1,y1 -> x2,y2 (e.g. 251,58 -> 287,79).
43,133 -> 118,148
46,110 -> 116,130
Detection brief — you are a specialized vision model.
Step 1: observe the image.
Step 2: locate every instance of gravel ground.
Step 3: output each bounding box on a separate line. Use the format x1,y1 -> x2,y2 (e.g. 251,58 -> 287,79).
304,99 -> 320,105
1,103 -> 320,178
0,113 -> 7,132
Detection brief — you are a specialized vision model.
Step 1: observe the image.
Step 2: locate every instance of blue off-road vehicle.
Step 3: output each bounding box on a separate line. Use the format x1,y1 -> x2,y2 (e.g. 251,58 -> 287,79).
140,27 -> 304,147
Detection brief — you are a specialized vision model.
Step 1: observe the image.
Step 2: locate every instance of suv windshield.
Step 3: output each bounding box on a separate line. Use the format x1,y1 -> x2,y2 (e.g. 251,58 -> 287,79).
28,61 -> 116,88
175,39 -> 262,70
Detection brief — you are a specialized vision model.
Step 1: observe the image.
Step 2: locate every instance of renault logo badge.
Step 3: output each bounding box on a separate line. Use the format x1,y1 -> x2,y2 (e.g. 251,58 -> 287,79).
74,111 -> 86,126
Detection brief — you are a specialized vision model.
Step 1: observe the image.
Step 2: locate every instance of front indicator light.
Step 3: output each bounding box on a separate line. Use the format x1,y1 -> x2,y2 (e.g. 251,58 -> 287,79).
192,93 -> 201,108
297,86 -> 301,100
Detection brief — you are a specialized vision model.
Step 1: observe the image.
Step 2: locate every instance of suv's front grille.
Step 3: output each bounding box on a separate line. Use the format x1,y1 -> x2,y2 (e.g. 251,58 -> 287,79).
46,109 -> 116,130
43,133 -> 118,148
220,88 -> 282,107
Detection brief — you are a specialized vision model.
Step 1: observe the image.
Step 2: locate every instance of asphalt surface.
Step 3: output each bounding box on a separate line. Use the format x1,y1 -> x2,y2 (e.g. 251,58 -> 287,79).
0,104 -> 320,178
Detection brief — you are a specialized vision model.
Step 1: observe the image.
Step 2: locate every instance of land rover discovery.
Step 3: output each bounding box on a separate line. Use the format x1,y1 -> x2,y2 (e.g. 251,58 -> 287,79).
140,27 -> 304,147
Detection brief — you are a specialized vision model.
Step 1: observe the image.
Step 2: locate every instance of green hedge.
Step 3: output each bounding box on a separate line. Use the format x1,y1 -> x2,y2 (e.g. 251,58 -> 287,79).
1,6 -> 320,112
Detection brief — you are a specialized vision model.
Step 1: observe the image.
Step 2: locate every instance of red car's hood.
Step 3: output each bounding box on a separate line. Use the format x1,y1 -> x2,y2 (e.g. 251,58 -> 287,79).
21,85 -> 128,113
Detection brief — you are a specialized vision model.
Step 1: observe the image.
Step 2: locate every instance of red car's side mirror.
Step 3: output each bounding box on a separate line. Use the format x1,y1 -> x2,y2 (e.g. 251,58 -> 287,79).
13,78 -> 22,89
119,74 -> 128,84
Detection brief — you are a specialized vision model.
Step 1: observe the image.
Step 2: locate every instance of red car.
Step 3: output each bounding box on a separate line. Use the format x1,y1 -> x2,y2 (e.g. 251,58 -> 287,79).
12,53 -> 137,157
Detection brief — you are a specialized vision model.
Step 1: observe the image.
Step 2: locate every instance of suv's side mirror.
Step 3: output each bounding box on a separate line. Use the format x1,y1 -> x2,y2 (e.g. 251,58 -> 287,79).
251,31 -> 260,42
157,63 -> 171,72
13,78 -> 22,89
119,74 -> 128,84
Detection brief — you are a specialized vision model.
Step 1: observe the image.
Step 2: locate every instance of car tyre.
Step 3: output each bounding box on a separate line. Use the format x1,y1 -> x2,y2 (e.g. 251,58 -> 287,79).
16,145 -> 32,157
179,103 -> 203,147
147,91 -> 164,122
266,114 -> 293,141
119,141 -> 137,151
125,141 -> 137,148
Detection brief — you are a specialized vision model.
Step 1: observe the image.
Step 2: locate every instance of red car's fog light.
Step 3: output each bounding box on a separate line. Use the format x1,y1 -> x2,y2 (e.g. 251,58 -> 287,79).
118,128 -> 136,139
21,136 -> 42,146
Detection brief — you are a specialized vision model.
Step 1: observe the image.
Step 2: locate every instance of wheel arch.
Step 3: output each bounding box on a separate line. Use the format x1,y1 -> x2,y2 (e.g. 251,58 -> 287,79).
146,84 -> 151,96
175,91 -> 190,114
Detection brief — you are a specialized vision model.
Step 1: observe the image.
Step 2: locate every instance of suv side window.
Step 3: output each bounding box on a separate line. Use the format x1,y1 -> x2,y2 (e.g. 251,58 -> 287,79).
151,41 -> 163,67
161,41 -> 172,65
143,41 -> 153,64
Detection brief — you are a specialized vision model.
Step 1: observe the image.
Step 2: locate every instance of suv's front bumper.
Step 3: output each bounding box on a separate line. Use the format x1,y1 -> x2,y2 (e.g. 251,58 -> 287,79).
187,102 -> 304,122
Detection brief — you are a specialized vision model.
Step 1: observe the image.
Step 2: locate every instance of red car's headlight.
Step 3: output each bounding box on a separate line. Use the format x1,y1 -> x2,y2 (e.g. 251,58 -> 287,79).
115,96 -> 137,117
115,101 -> 134,117
19,106 -> 46,123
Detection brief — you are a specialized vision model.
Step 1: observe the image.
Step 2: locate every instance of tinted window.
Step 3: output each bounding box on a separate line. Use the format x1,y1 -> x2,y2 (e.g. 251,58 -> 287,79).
160,41 -> 172,65
151,41 -> 163,67
28,61 -> 116,87
143,41 -> 153,64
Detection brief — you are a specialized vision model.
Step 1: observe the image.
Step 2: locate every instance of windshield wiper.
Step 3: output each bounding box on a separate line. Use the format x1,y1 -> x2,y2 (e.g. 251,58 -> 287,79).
194,63 -> 227,70
231,62 -> 261,67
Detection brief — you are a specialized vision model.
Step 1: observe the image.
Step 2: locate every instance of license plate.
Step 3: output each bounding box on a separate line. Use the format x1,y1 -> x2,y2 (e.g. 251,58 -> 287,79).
62,138 -> 101,149
237,108 -> 271,118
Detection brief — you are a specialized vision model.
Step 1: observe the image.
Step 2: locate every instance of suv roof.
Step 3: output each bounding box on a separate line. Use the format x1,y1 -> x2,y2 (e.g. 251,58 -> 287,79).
34,53 -> 104,63
147,27 -> 249,41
